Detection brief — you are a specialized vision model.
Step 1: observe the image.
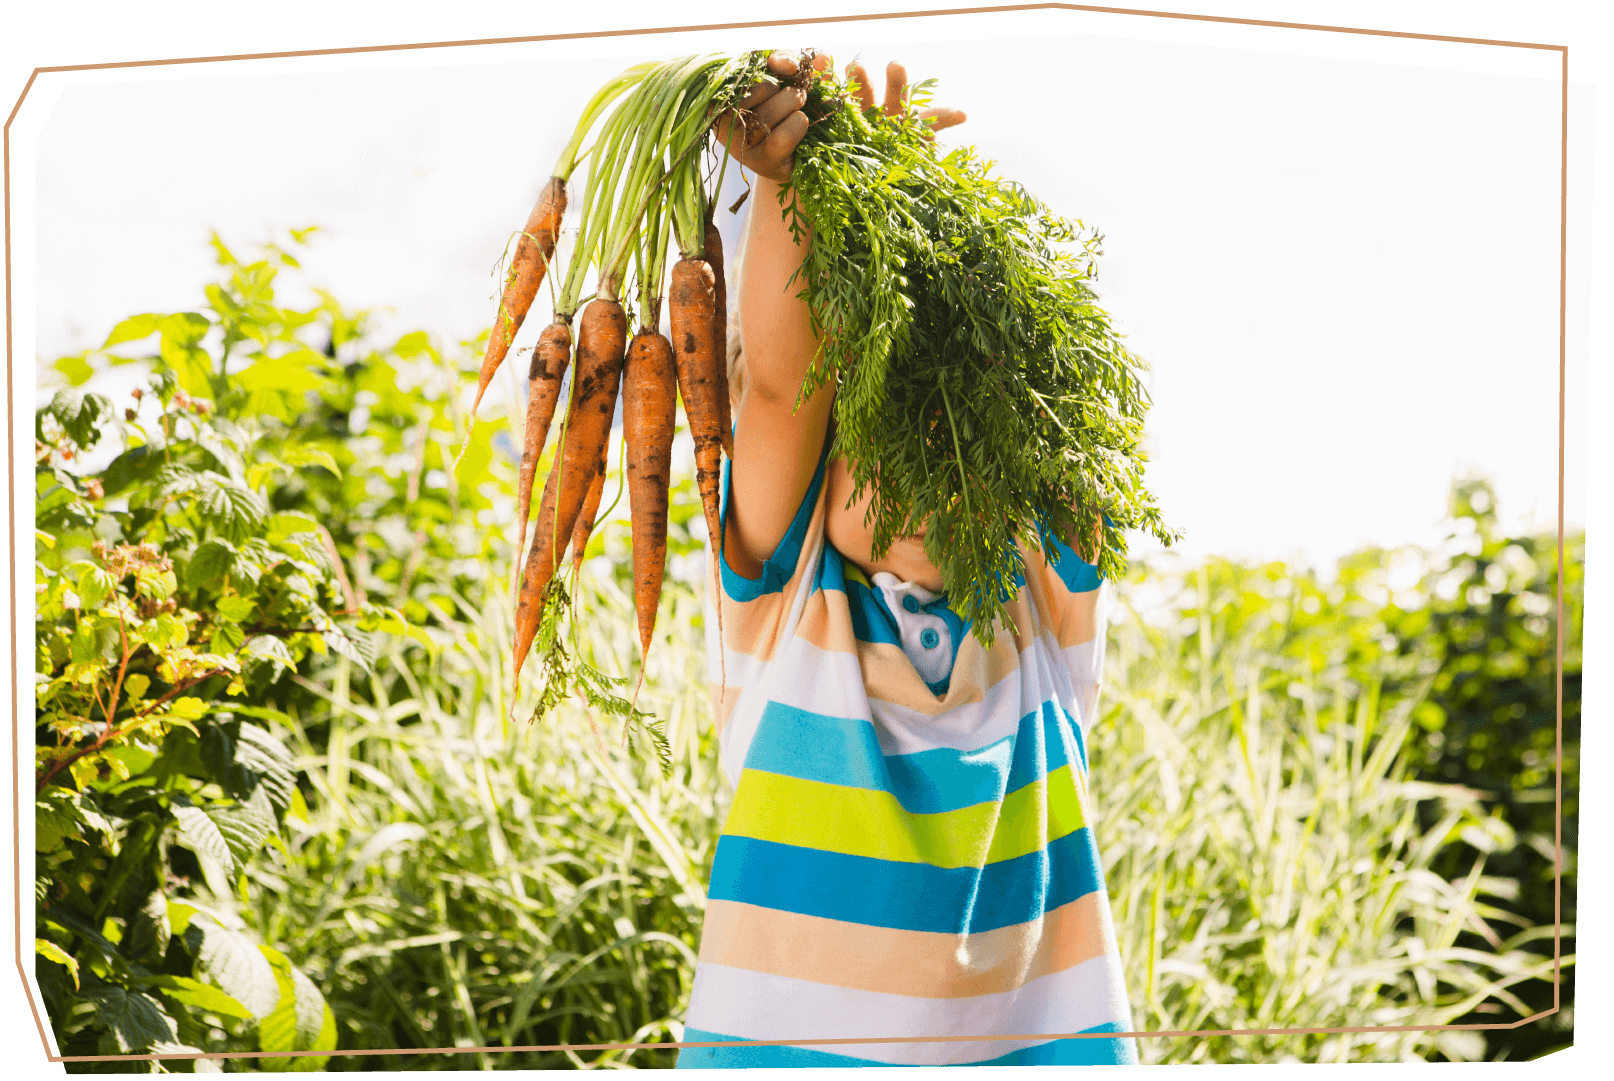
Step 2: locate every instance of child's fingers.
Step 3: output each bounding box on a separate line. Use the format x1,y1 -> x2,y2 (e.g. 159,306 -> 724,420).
766,51 -> 798,78
735,78 -> 781,112
753,85 -> 806,130
882,61 -> 908,116
917,107 -> 968,139
845,61 -> 876,111
759,110 -> 809,168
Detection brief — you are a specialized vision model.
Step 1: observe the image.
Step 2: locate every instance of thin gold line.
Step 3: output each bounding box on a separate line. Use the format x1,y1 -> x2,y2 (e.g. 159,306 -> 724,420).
5,2 -> 1567,86
5,2 -> 1573,1066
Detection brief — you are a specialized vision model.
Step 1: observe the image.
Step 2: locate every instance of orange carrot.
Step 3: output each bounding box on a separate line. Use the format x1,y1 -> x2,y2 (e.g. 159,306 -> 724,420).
669,257 -> 730,695
622,329 -> 677,656
473,176 -> 567,418
515,317 -> 573,560
668,258 -> 724,555
511,297 -> 628,701
703,213 -> 734,458
570,457 -> 608,574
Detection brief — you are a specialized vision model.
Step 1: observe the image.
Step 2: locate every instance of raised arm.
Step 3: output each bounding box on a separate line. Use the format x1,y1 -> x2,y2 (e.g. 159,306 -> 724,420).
715,55 -> 965,578
713,54 -> 833,578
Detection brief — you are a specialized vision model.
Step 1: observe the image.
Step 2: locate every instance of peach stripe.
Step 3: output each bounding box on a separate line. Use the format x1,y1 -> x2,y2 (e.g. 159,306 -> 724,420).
793,590 -> 862,656
696,892 -> 1114,1000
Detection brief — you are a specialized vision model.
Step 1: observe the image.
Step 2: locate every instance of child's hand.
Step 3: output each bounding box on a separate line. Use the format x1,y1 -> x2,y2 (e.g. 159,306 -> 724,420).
844,59 -> 967,142
715,52 -> 967,184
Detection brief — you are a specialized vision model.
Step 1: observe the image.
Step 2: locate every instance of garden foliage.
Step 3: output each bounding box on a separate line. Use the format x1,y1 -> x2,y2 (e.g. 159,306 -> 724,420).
35,238 -> 1575,1068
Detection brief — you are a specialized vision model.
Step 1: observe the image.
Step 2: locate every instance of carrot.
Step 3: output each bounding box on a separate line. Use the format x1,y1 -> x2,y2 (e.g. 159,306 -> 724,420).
703,213 -> 734,458
668,258 -> 724,555
622,329 -> 677,656
669,256 -> 730,695
570,457 -> 608,574
515,317 -> 573,561
511,296 -> 628,701
472,176 -> 567,419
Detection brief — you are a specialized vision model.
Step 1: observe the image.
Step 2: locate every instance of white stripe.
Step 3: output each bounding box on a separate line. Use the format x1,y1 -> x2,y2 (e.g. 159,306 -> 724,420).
683,953 -> 1133,1066
866,638 -> 1070,757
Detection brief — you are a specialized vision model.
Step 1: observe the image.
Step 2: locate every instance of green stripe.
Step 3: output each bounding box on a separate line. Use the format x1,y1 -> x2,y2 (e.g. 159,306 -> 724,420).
721,764 -> 1087,869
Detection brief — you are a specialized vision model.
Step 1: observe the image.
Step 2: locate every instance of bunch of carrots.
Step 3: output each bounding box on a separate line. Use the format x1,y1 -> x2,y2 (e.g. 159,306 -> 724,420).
463,53 -> 768,727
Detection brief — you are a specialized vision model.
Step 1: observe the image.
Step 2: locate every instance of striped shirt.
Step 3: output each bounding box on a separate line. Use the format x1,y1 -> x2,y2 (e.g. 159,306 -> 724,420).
677,441 -> 1138,1068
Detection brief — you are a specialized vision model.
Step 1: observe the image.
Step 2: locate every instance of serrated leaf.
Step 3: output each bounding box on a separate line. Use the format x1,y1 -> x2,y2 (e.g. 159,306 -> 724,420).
71,563 -> 118,610
208,787 -> 277,868
140,611 -> 191,654
125,890 -> 171,964
139,975 -> 255,1021
170,796 -> 236,877
80,984 -> 179,1052
183,916 -> 280,1018
195,473 -> 269,544
35,938 -> 80,989
322,626 -> 375,672
243,634 -> 295,672
267,513 -> 320,537
217,595 -> 255,622
233,724 -> 297,814
188,539 -> 237,588
45,387 -> 114,449
255,947 -> 332,1070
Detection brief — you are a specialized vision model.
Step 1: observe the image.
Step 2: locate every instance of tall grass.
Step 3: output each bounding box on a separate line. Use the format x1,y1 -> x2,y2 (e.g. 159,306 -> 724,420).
1094,559 -> 1567,1064
205,495 -> 1559,1068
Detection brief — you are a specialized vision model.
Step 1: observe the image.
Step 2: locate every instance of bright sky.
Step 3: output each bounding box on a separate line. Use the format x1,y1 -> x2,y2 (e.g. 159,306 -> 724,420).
25,15 -> 1581,572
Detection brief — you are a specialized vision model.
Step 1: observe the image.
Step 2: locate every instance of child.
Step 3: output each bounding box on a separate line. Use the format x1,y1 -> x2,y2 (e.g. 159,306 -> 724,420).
675,53 -> 1139,1069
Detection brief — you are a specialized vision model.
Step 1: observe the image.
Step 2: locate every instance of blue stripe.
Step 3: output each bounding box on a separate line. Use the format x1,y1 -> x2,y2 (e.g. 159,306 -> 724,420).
675,1023 -> 1134,1068
741,700 -> 1081,815
1036,527 -> 1103,594
706,827 -> 1105,935
718,431 -> 830,603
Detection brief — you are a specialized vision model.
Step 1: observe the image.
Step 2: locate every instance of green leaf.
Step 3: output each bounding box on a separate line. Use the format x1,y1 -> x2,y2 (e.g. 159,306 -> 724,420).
234,353 -> 328,394
54,353 -> 95,387
183,915 -> 281,1018
35,938 -> 80,989
188,539 -> 237,587
170,795 -> 236,877
195,473 -> 269,544
73,563 -> 118,610
208,787 -> 278,868
135,566 -> 178,602
243,634 -> 296,674
322,625 -> 375,673
139,976 -> 255,1021
101,313 -> 160,350
392,330 -> 436,360
124,889 -> 171,964
232,724 -> 298,815
278,446 -> 342,479
256,947 -> 333,1070
217,595 -> 256,622
140,612 -> 191,654
100,445 -> 162,499
79,984 -> 179,1052
43,387 -> 113,449
35,529 -> 56,550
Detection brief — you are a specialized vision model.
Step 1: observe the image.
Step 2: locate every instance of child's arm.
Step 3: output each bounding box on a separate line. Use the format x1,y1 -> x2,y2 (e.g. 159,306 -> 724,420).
715,55 -> 964,578
713,54 -> 832,579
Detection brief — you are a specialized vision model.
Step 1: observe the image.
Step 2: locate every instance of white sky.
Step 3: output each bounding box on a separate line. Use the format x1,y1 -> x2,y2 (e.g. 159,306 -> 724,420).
23,15 -> 1583,573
